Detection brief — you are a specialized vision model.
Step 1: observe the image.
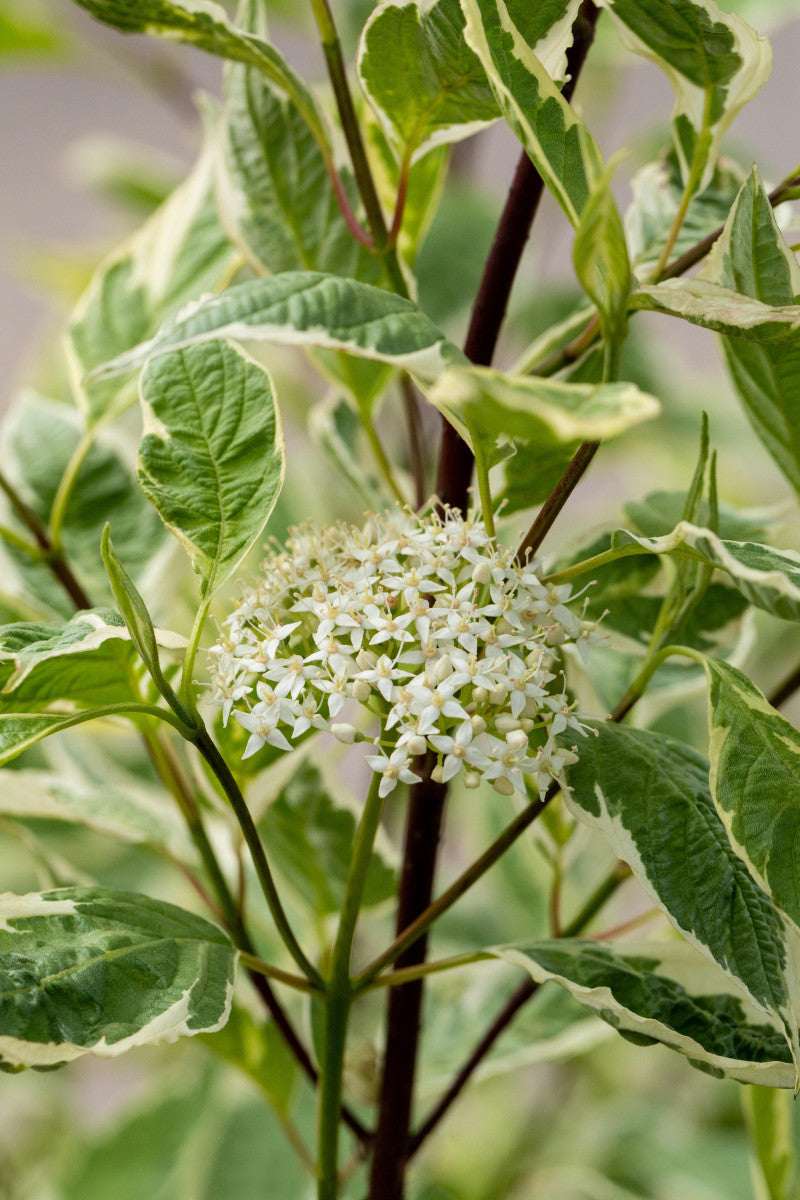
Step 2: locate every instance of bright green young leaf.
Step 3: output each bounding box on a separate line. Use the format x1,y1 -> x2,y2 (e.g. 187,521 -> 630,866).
494,938 -> 796,1087
625,152 -> 744,274
573,157 -> 632,346
67,135 -> 239,426
358,0 -> 500,165
137,340 -> 284,600
219,4 -> 383,285
1,393 -> 168,619
71,0 -> 330,160
90,272 -> 466,384
0,886 -> 235,1068
461,0 -> 603,227
700,168 -> 800,496
613,522 -> 800,623
598,0 -> 770,191
0,713 -> 87,767
0,769 -> 192,858
700,658 -> 800,940
563,721 -> 800,1061
630,278 -> 800,342
255,751 -> 397,917
427,364 -> 659,468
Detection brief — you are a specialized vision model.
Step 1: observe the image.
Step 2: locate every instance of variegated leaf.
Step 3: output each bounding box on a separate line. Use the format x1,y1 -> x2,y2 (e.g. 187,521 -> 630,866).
612,522 -> 800,622
701,167 -> 800,496
67,133 -> 239,425
700,658 -> 800,942
494,938 -> 795,1087
0,888 -> 235,1069
88,272 -> 465,384
563,721 -> 800,1066
630,278 -> 800,342
598,0 -> 770,192
428,364 -> 659,468
461,0 -> 603,226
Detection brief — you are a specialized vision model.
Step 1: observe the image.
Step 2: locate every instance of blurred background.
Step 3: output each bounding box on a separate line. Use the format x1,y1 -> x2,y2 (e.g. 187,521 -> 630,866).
2,2 -> 800,1198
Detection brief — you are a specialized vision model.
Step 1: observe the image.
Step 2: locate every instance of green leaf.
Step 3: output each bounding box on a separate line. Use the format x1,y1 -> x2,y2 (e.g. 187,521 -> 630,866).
0,769 -> 191,858
613,522 -> 800,622
573,155 -> 632,345
427,364 -> 659,469
255,751 -> 397,917
358,0 -> 500,165
67,134 -> 239,425
461,0 -> 603,226
101,529 -> 182,700
0,2 -> 65,58
599,0 -> 770,191
630,278 -> 800,342
494,938 -> 796,1086
563,721 -> 799,1061
89,272 -> 465,384
0,886 -> 235,1068
700,658 -> 800,941
137,340 -> 284,600
1,393 -> 168,619
700,168 -> 800,496
219,3 -> 383,284
71,0 -> 330,159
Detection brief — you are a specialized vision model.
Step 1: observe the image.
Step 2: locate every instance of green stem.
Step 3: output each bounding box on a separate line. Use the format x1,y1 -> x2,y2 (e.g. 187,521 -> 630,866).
356,782 -> 556,989
561,861 -> 632,937
609,643 -> 689,722
364,417 -> 406,505
179,596 -> 212,712
362,951 -> 491,993
543,542 -> 649,586
41,700 -> 194,740
473,442 -> 496,539
318,773 -> 385,1199
238,950 -> 320,994
308,0 -> 408,297
0,524 -> 45,559
191,728 -> 323,988
652,96 -> 712,281
48,431 -> 94,551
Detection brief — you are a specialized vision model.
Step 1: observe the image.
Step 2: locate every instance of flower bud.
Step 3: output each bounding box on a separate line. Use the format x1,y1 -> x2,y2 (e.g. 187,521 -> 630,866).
470,714 -> 487,735
431,764 -> 445,783
492,776 -> 515,796
405,735 -> 427,757
332,723 -> 357,744
351,679 -> 371,703
495,713 -> 521,734
471,560 -> 493,586
473,686 -> 488,704
463,771 -> 480,789
505,729 -> 528,751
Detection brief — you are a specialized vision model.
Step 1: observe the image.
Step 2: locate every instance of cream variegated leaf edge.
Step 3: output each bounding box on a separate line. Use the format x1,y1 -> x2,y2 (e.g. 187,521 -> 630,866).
358,0 -> 581,165
596,0 -> 770,192
613,521 -> 800,622
427,365 -> 659,465
561,721 -> 800,1077
87,272 -> 467,385
0,888 -> 236,1068
461,0 -> 603,227
494,939 -> 796,1087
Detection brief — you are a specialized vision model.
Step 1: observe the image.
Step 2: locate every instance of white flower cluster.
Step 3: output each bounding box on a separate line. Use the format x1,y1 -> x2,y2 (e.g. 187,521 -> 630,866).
209,508 -> 600,799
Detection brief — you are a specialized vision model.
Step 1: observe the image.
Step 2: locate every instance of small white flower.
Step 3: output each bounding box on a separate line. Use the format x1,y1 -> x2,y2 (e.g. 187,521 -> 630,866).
365,747 -> 421,797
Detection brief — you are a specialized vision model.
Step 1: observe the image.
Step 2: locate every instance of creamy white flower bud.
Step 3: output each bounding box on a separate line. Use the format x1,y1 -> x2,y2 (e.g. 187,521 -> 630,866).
489,682 -> 508,706
471,560 -> 493,586
356,649 -> 377,671
470,715 -> 487,735
405,735 -> 427,756
431,764 -> 445,783
495,714 -> 521,734
332,722 -> 357,744
473,687 -> 489,703
463,772 -> 481,789
492,777 -> 515,796
520,718 -> 534,733
505,729 -> 528,751
351,679 -> 371,703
